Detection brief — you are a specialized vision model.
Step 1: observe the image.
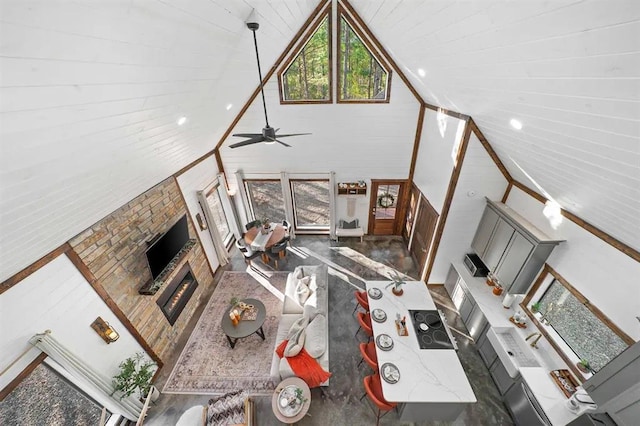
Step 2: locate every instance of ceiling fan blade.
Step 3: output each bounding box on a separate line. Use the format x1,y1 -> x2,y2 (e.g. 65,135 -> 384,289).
232,133 -> 262,138
274,139 -> 291,147
229,136 -> 265,148
275,133 -> 312,138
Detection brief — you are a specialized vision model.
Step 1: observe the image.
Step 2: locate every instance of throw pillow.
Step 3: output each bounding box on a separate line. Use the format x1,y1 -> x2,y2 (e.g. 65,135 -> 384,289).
294,267 -> 304,280
342,219 -> 359,229
295,279 -> 311,305
303,314 -> 326,358
303,287 -> 323,321
206,390 -> 247,426
284,316 -> 308,357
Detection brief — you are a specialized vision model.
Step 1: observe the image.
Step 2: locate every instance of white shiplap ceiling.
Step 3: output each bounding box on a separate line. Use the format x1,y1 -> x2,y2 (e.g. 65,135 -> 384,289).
0,0 -> 638,281
349,0 -> 640,251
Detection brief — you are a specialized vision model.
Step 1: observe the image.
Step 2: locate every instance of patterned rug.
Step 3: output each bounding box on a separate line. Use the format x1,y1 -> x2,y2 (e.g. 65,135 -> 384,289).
163,271 -> 288,395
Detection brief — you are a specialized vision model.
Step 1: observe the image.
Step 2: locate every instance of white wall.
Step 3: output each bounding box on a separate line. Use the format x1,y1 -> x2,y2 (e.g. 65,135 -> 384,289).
175,156 -> 221,272
0,254 -> 146,390
412,109 -> 467,213
505,187 -> 640,340
220,75 -> 421,201
429,134 -> 509,283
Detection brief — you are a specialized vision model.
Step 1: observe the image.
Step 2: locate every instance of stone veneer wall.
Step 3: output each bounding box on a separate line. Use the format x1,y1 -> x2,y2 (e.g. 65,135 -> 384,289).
69,178 -> 214,360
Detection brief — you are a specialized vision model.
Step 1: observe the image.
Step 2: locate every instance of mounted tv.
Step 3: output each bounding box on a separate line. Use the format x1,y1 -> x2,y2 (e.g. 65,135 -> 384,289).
145,215 -> 189,279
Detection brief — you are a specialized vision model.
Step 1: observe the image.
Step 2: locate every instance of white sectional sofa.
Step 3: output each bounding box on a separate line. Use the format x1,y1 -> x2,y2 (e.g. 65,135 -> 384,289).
270,264 -> 330,386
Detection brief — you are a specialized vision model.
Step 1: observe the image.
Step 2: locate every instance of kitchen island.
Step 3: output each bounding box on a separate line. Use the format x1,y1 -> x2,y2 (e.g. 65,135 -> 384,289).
366,280 -> 476,422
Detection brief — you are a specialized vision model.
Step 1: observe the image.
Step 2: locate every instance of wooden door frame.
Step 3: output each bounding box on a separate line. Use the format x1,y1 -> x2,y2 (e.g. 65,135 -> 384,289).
367,179 -> 408,235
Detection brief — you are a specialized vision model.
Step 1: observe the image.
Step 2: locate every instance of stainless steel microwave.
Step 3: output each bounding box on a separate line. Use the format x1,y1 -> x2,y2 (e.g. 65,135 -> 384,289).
463,253 -> 489,277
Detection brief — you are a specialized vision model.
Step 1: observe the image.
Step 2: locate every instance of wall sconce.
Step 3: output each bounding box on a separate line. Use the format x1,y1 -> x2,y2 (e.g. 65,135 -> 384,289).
91,317 -> 119,344
196,212 -> 208,231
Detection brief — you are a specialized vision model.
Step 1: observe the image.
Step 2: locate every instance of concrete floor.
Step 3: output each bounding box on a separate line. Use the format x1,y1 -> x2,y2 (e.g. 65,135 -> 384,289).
144,235 -> 513,426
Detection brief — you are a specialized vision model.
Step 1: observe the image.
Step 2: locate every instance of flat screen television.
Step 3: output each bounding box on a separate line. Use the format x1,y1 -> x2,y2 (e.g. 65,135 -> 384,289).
145,214 -> 189,279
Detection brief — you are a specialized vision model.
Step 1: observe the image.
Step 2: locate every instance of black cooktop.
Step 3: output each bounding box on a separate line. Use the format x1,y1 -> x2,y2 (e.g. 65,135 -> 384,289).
409,310 -> 455,350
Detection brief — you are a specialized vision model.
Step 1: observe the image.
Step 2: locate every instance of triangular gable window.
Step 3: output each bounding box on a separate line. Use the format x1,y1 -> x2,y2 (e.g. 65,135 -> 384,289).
278,13 -> 331,103
338,12 -> 390,102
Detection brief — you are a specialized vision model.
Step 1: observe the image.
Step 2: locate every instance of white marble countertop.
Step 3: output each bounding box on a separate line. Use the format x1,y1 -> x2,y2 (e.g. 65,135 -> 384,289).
451,262 -> 581,425
365,281 -> 476,404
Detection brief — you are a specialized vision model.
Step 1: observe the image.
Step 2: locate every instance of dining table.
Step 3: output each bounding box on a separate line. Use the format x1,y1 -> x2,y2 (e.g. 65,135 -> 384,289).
365,280 -> 477,422
244,223 -> 286,261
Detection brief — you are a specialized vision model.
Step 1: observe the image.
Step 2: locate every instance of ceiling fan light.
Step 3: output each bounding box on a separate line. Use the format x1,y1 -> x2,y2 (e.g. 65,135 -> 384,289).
265,140 -> 276,145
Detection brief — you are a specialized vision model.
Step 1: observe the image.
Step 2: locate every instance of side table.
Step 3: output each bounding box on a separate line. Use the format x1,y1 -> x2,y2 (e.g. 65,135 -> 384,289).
271,377 -> 311,424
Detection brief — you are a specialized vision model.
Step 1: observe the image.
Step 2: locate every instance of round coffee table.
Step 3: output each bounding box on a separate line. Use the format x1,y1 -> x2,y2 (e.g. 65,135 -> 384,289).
271,377 -> 311,424
220,298 -> 266,349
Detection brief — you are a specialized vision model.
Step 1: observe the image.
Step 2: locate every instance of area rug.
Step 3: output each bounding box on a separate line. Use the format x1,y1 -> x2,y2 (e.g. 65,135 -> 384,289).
163,271 -> 288,395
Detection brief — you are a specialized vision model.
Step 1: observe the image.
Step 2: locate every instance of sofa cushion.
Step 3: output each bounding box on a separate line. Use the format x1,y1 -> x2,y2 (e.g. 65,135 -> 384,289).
303,282 -> 325,321
303,314 -> 326,358
284,316 -> 308,357
283,270 -> 305,315
295,278 -> 312,305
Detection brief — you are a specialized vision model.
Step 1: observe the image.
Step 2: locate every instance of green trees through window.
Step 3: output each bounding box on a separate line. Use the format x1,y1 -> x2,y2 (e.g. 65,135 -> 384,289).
278,7 -> 391,103
338,16 -> 388,101
280,16 -> 330,102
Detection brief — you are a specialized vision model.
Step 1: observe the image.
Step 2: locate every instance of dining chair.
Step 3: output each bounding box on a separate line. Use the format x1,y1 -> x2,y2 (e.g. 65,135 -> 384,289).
236,240 -> 262,265
352,290 -> 370,315
282,219 -> 292,245
245,219 -> 260,232
360,372 -> 397,426
355,311 -> 373,341
358,341 -> 378,370
265,240 -> 288,269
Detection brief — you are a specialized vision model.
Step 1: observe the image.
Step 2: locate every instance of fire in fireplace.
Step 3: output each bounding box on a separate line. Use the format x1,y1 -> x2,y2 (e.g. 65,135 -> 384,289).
156,263 -> 198,325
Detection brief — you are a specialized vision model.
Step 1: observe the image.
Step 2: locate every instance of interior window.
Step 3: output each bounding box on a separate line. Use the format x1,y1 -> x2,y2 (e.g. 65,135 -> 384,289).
338,13 -> 390,102
279,14 -> 331,102
375,184 -> 399,219
290,180 -> 330,231
204,184 -> 232,246
524,266 -> 633,380
244,180 -> 286,224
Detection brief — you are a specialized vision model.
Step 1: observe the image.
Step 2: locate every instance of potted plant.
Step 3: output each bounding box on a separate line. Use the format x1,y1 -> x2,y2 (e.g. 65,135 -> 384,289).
531,302 -> 541,313
576,359 -> 592,374
292,387 -> 308,407
385,271 -> 406,296
260,217 -> 271,234
112,352 -> 158,401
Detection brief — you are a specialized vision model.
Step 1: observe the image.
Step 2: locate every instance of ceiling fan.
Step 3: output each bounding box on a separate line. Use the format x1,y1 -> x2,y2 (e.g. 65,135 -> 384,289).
230,22 -> 310,149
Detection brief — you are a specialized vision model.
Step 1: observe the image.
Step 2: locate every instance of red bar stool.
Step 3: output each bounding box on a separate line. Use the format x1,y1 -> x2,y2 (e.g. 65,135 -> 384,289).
360,372 -> 397,426
352,290 -> 370,315
355,311 -> 373,341
358,341 -> 378,370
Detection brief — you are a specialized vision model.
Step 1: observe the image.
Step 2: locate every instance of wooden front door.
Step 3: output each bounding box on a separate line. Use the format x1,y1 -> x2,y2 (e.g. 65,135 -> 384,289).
410,195 -> 439,273
368,180 -> 406,235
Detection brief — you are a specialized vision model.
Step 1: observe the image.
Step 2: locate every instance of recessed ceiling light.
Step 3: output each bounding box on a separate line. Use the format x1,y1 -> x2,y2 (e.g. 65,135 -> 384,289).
510,119 -> 522,130
177,116 -> 187,126
418,68 -> 426,77
226,104 -> 233,111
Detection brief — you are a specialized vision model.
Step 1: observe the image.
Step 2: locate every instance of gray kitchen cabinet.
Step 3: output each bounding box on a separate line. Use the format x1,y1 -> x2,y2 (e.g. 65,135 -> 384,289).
490,356 -> 518,395
471,207 -> 500,257
483,219 -> 515,271
444,265 -> 459,298
459,291 -> 475,324
472,199 -> 564,295
583,341 -> 640,425
478,332 -> 498,368
466,305 -> 488,341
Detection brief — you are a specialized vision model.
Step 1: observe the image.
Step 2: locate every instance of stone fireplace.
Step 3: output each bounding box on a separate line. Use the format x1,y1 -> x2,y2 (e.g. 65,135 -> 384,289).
156,263 -> 199,326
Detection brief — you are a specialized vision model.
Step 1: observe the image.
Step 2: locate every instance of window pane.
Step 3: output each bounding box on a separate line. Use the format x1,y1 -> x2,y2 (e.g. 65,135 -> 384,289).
339,17 -> 388,101
206,188 -> 231,244
245,180 -> 286,223
537,279 -> 628,372
282,16 -> 330,101
375,184 -> 399,219
291,180 -> 330,228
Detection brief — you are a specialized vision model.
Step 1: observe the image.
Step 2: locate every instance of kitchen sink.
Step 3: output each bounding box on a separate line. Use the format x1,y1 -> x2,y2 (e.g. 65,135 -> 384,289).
487,327 -> 540,378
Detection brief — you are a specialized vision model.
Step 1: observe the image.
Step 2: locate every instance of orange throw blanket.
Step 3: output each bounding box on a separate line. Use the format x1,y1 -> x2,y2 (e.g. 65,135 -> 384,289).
276,340 -> 331,388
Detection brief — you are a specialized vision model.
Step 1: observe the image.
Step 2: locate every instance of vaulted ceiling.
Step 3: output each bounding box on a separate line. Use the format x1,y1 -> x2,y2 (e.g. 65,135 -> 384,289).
0,0 -> 638,281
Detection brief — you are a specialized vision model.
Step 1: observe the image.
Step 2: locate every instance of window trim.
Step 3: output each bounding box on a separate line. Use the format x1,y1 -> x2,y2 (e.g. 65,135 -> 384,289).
202,182 -> 233,248
278,6 -> 333,104
337,4 -> 392,104
521,264 -> 634,383
243,178 -> 286,222
289,178 -> 331,233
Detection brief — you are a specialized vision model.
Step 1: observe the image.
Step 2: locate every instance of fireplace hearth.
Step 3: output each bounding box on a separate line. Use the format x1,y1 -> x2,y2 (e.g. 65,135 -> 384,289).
157,263 -> 198,325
